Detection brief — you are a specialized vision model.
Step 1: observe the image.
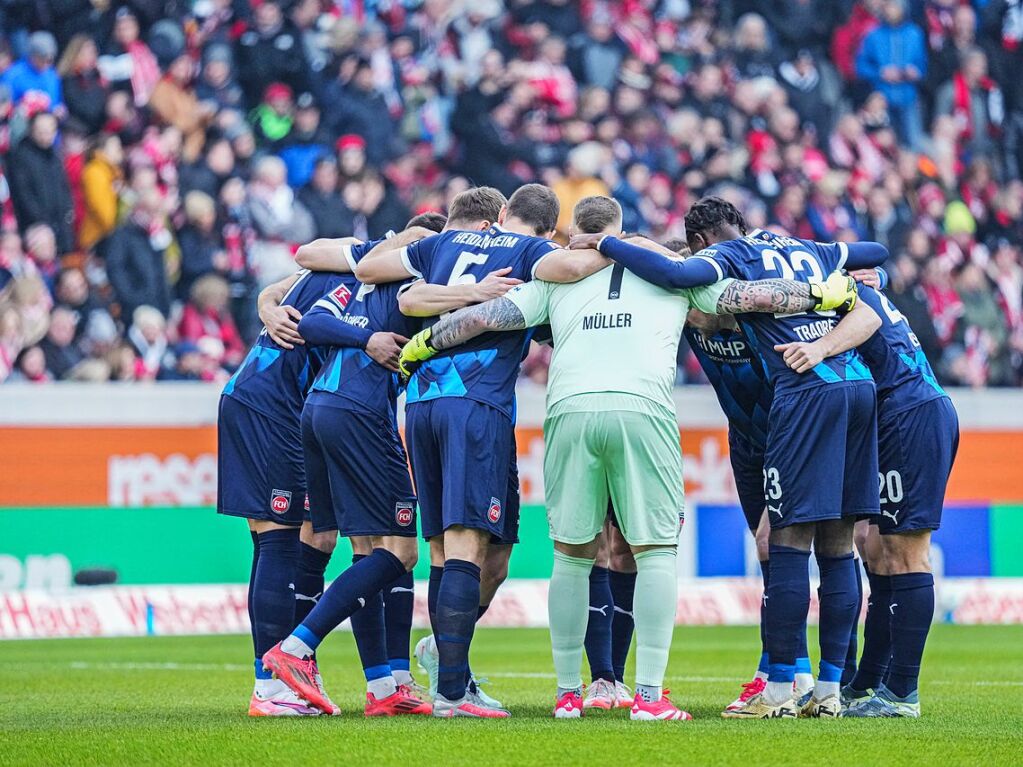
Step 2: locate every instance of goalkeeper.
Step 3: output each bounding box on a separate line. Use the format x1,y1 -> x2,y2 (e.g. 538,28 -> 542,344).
398,196 -> 858,722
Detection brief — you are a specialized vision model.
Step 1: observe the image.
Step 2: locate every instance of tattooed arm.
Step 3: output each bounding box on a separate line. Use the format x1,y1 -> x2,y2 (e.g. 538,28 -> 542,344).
715,279 -> 818,315
428,297 -> 528,351
399,287 -> 543,382
712,272 -> 859,315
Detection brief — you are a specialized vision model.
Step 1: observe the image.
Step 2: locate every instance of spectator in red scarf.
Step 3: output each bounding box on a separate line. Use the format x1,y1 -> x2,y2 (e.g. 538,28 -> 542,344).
925,3 -> 977,102
772,185 -> 815,239
935,47 -> 1004,157
177,273 -> 244,370
98,8 -> 160,108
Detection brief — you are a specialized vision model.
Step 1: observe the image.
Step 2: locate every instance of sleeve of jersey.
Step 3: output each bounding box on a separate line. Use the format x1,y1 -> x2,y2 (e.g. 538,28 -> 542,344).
399,234 -> 440,280
297,303 -> 373,349
685,278 -> 734,314
526,240 -> 561,279
874,267 -> 889,290
504,281 -> 551,327
815,241 -> 889,271
598,237 -> 724,289
344,241 -> 369,271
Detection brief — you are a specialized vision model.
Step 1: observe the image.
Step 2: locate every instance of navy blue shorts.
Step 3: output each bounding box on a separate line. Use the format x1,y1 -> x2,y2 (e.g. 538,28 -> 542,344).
493,437 -> 521,545
217,395 -> 306,526
302,397 -> 417,538
874,396 -> 959,534
728,428 -> 766,532
406,398 -> 514,541
763,381 -> 880,529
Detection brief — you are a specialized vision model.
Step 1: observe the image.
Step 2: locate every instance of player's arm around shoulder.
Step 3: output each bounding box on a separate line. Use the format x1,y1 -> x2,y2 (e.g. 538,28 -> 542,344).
397,268 -> 524,317
295,237 -> 363,272
533,246 -> 611,283
355,228 -> 439,285
775,295 -> 882,374
257,272 -> 304,349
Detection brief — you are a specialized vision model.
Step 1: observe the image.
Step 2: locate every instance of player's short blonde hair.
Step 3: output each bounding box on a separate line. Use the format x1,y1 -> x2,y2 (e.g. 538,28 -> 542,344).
571,196 -> 622,235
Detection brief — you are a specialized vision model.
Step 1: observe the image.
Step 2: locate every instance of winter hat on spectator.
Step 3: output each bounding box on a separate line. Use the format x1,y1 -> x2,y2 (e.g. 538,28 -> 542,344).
264,82 -> 293,103
203,43 -> 233,67
175,340 -> 201,357
19,91 -> 51,118
296,92 -> 317,111
944,201 -> 976,235
224,120 -> 253,141
336,134 -> 366,152
27,32 -> 57,63
149,20 -> 186,66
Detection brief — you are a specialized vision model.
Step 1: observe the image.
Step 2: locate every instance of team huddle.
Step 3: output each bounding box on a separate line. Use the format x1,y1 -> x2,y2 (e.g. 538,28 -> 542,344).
217,181 -> 958,721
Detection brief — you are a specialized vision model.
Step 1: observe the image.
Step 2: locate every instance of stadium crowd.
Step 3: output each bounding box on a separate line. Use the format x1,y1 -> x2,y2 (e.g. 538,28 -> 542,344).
0,0 -> 1021,386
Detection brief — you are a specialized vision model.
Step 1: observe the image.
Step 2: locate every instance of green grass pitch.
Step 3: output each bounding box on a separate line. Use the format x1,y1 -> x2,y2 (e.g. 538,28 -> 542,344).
3,625 -> 1022,766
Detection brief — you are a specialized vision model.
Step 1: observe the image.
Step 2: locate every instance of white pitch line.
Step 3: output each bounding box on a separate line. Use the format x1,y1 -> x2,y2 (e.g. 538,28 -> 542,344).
59,663 -> 1023,687
68,661 -> 252,672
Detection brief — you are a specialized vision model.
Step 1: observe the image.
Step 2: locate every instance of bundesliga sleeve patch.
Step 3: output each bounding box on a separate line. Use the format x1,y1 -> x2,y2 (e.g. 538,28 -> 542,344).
395,501 -> 415,527
270,489 -> 293,514
488,497 -> 502,523
330,284 -> 353,310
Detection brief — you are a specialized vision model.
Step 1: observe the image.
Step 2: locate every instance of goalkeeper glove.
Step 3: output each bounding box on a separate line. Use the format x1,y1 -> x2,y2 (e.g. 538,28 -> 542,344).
811,272 -> 858,312
398,327 -> 438,383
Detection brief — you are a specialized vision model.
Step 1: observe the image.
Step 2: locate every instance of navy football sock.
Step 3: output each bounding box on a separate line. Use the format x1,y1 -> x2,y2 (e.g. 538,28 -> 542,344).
251,528 -> 301,660
428,565 -> 444,631
294,543 -> 331,628
758,560 -> 770,675
477,603 -> 490,620
300,549 -> 406,647
850,568 -> 893,692
609,569 -> 636,683
795,591 -> 811,678
248,530 -> 259,659
886,572 -> 935,698
842,558 -> 863,686
765,546 -> 811,685
816,553 -> 859,693
351,588 -> 390,684
584,566 -> 615,683
435,559 -> 481,701
385,570 -> 415,673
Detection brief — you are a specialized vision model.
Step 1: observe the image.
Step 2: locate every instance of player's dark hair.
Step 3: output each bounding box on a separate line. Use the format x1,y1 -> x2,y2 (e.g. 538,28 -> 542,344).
662,237 -> 691,257
572,196 -> 622,234
406,211 -> 447,233
684,196 -> 748,243
506,183 -> 560,236
448,186 -> 506,227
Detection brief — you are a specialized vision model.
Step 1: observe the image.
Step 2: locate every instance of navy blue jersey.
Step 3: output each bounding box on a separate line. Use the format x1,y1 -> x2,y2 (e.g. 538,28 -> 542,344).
697,229 -> 873,393
307,277 -> 420,421
855,284 -> 947,416
683,324 -> 771,449
222,269 -> 353,425
401,226 -> 559,418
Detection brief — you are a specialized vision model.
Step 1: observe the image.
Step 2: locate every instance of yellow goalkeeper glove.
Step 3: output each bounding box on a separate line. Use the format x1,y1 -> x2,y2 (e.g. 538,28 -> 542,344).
811,272 -> 858,312
398,327 -> 438,383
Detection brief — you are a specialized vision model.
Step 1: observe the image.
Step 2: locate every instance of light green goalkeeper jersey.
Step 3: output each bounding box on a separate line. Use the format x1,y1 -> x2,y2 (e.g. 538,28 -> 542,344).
506,264 -> 732,417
